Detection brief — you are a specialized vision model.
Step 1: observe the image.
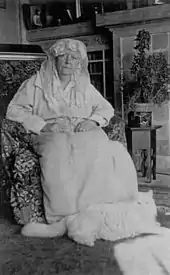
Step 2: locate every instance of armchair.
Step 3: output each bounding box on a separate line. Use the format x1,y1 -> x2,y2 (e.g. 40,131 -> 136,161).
0,116 -> 127,225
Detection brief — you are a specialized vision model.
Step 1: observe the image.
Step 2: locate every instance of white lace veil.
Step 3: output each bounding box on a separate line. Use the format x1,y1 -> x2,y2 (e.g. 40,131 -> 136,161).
38,39 -> 90,113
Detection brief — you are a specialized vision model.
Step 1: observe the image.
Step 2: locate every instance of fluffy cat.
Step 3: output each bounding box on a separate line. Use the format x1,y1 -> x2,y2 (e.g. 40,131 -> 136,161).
22,190 -> 161,247
67,190 -> 159,246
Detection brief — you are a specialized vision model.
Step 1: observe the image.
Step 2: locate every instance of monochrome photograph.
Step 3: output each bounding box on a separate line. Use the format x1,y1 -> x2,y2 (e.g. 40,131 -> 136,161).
0,1 -> 170,274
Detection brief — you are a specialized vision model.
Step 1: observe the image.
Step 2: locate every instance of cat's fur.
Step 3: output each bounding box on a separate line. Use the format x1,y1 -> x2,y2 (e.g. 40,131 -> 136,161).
22,190 -> 162,247
67,190 -> 159,246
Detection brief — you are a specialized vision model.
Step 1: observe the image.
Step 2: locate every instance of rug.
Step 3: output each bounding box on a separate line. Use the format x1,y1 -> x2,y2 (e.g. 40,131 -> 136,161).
114,205 -> 170,275
114,233 -> 170,275
0,204 -> 170,275
0,219 -> 122,275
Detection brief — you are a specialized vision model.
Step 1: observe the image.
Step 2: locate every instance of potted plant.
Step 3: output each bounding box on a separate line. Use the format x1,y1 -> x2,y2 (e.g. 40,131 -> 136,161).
124,29 -> 169,127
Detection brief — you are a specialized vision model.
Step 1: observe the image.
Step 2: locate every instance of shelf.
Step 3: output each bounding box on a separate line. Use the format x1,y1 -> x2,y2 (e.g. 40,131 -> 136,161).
88,59 -> 109,63
96,3 -> 170,28
26,21 -> 95,43
90,73 -> 103,75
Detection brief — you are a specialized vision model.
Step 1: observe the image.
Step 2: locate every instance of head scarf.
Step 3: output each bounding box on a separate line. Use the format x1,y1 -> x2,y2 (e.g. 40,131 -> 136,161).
38,39 -> 90,114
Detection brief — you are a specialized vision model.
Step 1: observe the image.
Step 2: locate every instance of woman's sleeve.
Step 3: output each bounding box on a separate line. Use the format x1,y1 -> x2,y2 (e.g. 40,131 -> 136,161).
6,75 -> 46,134
88,84 -> 114,127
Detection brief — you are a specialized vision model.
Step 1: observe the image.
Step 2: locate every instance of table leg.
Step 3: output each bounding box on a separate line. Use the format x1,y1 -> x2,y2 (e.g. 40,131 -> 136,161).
140,149 -> 147,177
145,148 -> 152,183
152,130 -> 156,180
127,127 -> 159,183
145,131 -> 152,183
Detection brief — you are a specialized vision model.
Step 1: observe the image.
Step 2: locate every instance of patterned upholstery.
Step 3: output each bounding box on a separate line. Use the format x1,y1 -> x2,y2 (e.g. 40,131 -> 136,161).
0,117 -> 127,224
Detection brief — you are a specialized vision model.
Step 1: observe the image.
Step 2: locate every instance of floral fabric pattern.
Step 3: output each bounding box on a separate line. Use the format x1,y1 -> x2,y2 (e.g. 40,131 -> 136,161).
0,117 -> 127,225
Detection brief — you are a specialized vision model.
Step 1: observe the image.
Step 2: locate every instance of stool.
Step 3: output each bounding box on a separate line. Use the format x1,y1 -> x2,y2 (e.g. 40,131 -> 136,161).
126,125 -> 162,183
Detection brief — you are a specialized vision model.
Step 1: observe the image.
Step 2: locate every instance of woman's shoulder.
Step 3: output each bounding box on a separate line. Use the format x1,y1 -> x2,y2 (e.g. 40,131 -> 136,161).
24,71 -> 43,90
17,72 -> 41,94
21,73 -> 38,87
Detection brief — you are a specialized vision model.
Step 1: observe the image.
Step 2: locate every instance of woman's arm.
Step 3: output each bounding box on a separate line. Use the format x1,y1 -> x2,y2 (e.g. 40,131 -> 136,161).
88,84 -> 114,127
6,75 -> 46,134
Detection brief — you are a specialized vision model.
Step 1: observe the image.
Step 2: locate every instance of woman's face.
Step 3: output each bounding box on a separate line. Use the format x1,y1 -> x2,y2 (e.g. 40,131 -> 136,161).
55,50 -> 81,76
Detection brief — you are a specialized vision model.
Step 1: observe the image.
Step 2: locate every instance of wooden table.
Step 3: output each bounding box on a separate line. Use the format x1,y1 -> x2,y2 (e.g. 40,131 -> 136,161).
125,125 -> 162,183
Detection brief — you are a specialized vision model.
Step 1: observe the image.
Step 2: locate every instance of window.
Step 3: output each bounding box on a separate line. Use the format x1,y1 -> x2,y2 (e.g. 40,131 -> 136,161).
88,50 -> 114,105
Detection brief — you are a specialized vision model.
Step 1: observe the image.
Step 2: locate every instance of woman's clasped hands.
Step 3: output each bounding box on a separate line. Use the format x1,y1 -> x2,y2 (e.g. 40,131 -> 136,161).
40,118 -> 99,133
74,119 -> 99,132
40,117 -> 71,133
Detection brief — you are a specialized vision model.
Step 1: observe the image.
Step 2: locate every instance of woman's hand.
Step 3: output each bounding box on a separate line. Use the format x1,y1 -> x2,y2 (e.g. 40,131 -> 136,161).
75,120 -> 99,132
40,123 -> 60,133
40,122 -> 70,133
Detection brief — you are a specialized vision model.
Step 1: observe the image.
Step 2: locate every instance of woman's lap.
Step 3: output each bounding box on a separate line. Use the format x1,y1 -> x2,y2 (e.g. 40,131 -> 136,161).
32,128 -> 138,224
1,120 -> 137,225
32,128 -> 108,222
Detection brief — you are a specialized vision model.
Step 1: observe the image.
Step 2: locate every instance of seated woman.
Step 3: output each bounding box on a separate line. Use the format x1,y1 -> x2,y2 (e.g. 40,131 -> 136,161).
5,39 -> 158,245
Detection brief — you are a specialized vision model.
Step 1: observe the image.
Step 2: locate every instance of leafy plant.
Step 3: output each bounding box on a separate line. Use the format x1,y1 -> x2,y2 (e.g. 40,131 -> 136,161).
123,29 -> 169,112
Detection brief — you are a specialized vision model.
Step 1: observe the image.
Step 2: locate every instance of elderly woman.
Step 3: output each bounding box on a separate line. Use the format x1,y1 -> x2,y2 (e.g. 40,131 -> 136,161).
6,39 -> 157,246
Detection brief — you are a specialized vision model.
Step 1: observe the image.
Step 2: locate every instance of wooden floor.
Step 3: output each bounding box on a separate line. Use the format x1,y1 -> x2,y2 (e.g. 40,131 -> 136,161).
138,173 -> 170,208
138,173 -> 170,189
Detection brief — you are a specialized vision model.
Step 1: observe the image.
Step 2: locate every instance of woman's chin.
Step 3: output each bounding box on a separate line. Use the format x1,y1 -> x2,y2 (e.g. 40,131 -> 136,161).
59,68 -> 73,76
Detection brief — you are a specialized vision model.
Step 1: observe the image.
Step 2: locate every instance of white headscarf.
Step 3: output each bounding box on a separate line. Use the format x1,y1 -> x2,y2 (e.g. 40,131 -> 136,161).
38,39 -> 90,114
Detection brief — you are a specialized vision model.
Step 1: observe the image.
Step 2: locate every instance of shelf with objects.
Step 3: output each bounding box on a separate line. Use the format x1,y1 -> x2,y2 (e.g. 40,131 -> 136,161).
23,0 -> 140,31
22,1 -> 95,30
80,0 -> 153,15
81,0 -> 127,14
23,0 -> 160,31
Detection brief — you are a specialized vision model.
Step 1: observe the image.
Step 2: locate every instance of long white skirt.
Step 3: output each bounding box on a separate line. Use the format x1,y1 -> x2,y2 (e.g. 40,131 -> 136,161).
22,128 -> 162,246
35,128 -> 138,222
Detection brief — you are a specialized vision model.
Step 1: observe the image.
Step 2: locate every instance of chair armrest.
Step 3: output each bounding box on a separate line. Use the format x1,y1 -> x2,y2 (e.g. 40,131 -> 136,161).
0,119 -> 45,224
0,117 -> 127,224
103,116 -> 127,148
1,119 -> 39,187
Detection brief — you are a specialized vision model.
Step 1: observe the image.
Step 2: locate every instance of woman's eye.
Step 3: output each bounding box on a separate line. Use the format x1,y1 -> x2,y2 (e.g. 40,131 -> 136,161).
71,54 -> 78,60
70,55 -> 75,60
59,54 -> 65,59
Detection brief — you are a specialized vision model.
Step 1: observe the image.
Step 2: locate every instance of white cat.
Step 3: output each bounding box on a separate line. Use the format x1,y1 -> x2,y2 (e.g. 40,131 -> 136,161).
22,190 -> 161,247
67,190 -> 159,246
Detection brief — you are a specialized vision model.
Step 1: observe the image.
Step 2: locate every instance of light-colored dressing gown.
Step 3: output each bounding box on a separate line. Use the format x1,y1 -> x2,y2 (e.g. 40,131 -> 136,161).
6,71 -> 138,226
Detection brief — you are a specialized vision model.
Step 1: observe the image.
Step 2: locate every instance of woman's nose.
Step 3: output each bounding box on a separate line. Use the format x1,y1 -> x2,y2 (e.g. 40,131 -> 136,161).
65,54 -> 71,63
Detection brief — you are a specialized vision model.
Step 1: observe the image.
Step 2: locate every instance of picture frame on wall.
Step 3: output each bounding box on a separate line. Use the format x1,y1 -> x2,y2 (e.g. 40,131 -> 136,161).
30,5 -> 43,28
30,4 -> 55,29
22,4 -> 51,30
